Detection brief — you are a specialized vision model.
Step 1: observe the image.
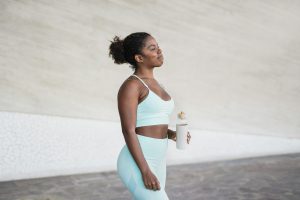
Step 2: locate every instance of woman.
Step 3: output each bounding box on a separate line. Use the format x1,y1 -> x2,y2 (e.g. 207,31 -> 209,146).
109,32 -> 191,200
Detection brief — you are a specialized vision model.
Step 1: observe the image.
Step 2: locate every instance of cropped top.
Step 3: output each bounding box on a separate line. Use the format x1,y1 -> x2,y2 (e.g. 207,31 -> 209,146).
131,74 -> 175,128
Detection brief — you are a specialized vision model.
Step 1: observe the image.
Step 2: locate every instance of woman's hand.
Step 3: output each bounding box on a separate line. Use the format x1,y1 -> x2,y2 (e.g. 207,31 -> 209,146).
169,130 -> 191,144
141,168 -> 161,191
187,131 -> 191,144
168,130 -> 177,142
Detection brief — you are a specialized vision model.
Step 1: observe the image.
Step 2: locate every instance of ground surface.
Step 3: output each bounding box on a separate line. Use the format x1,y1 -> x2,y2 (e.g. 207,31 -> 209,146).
0,153 -> 299,200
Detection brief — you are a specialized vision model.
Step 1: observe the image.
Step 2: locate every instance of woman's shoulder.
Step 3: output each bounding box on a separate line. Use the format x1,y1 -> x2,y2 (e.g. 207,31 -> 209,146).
123,75 -> 140,86
119,76 -> 140,92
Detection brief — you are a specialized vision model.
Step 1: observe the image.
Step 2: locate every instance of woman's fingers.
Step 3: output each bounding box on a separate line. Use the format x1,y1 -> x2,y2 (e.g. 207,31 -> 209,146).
145,175 -> 160,191
145,177 -> 153,190
153,181 -> 160,190
154,177 -> 160,190
157,183 -> 161,190
156,178 -> 160,190
187,131 -> 191,144
147,181 -> 154,190
151,182 -> 156,190
150,180 -> 160,191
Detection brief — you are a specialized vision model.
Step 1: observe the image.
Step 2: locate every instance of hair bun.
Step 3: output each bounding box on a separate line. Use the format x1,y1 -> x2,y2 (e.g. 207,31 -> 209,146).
108,36 -> 127,64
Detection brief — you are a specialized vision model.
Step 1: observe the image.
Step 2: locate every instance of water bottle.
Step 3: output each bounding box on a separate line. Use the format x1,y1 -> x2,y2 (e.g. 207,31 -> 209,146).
176,111 -> 188,150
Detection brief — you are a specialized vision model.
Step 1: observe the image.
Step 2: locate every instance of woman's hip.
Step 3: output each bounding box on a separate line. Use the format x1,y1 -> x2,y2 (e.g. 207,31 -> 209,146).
116,134 -> 168,179
118,134 -> 168,163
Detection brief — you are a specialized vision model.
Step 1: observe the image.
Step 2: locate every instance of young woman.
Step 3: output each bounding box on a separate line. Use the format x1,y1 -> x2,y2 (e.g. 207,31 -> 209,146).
109,32 -> 191,199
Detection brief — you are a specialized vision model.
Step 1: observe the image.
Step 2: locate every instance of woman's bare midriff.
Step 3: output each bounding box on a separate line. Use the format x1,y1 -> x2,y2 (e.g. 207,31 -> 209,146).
135,124 -> 169,139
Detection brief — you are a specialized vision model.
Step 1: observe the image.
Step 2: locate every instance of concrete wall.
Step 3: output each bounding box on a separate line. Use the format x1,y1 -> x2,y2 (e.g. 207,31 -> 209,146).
1,111 -> 300,182
1,0 -> 300,181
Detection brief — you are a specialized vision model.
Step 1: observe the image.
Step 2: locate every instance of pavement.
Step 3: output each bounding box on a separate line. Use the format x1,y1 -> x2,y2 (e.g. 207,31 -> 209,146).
0,153 -> 299,200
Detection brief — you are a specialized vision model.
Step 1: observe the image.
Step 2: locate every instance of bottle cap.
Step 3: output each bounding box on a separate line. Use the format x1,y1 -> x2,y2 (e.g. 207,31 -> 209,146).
177,111 -> 186,119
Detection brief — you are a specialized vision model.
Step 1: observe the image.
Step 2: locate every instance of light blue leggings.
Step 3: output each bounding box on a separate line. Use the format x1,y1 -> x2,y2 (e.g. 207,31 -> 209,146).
117,134 -> 169,200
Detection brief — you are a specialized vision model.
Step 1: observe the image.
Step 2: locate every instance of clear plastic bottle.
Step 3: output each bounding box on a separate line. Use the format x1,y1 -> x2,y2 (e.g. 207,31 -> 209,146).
176,111 -> 188,150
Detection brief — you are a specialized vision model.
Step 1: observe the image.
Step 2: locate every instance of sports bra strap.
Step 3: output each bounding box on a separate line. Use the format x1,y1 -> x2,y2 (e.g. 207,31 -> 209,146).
131,74 -> 149,89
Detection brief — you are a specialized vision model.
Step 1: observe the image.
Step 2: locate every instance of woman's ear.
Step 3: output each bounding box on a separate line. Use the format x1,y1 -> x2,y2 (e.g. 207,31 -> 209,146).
134,54 -> 144,63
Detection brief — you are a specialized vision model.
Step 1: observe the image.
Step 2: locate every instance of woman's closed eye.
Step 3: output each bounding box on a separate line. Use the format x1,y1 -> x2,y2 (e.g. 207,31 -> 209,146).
151,46 -> 160,51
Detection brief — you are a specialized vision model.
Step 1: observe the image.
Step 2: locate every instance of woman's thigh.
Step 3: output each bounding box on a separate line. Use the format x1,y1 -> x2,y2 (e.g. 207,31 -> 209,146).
117,145 -> 169,200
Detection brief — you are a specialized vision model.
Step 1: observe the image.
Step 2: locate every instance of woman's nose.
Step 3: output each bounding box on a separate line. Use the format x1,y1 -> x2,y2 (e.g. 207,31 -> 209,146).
158,47 -> 162,54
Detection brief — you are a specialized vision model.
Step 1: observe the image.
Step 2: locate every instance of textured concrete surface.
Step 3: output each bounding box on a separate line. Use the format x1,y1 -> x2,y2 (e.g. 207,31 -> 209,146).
0,153 -> 299,200
1,0 -> 300,138
2,109 -> 300,182
1,0 -> 300,193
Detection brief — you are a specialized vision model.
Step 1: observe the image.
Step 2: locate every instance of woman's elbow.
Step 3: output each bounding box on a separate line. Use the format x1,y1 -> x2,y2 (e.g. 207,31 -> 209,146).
122,127 -> 136,136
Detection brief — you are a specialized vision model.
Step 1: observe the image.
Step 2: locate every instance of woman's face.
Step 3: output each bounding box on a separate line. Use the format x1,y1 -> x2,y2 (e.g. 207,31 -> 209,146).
139,36 -> 164,67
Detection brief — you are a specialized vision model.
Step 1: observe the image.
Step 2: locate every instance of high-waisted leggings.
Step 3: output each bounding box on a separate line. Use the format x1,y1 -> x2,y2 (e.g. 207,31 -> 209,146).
117,134 -> 169,200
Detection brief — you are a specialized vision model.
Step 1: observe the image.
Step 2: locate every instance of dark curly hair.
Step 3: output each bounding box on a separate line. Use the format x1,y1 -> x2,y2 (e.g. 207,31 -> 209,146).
108,32 -> 151,71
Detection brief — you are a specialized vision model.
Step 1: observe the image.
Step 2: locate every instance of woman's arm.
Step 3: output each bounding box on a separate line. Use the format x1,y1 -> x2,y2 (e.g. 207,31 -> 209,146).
118,79 -> 162,191
118,80 -> 150,174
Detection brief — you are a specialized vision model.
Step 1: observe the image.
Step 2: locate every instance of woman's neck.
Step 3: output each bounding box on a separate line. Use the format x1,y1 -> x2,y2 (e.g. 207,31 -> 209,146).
133,69 -> 154,79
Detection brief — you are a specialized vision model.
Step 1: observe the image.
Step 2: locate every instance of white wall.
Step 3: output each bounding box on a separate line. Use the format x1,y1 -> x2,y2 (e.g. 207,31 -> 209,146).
1,0 -> 300,181
1,111 -> 300,182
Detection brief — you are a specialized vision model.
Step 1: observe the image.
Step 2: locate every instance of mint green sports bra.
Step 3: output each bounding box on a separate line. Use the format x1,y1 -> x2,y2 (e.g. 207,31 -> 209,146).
131,74 -> 175,128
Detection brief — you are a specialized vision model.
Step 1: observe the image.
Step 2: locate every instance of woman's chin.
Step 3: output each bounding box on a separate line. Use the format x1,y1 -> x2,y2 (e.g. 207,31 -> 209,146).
159,59 -> 164,65
155,62 -> 164,67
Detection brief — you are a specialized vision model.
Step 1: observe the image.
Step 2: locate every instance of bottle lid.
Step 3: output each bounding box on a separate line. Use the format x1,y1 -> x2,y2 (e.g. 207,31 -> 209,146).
177,111 -> 186,119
